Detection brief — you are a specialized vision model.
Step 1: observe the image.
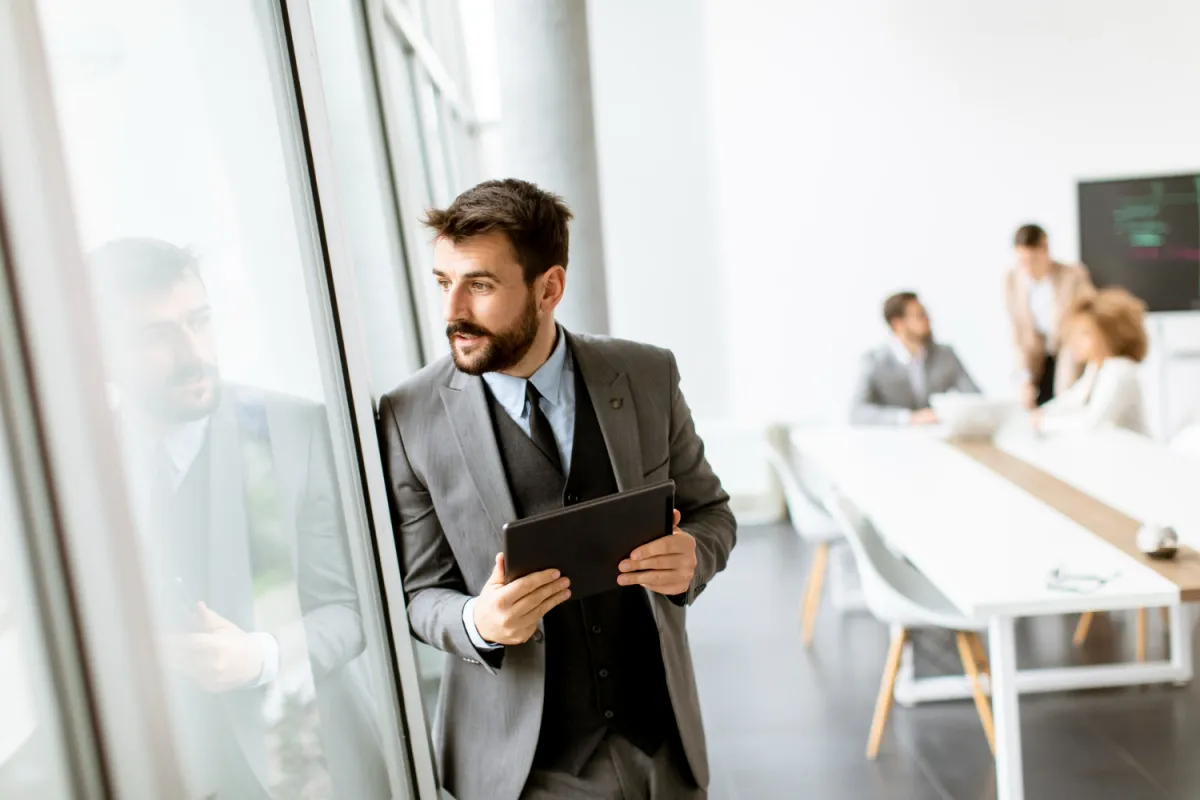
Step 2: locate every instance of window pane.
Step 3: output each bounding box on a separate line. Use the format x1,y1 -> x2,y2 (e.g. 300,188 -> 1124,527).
308,0 -> 424,392
0,406 -> 73,798
35,0 -> 405,797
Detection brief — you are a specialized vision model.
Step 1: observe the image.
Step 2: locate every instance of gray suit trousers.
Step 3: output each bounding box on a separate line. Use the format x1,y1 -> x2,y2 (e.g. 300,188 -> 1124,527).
520,733 -> 705,800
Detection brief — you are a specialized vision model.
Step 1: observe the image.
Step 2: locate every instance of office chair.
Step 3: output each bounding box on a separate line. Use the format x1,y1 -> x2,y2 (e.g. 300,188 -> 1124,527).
822,491 -> 995,760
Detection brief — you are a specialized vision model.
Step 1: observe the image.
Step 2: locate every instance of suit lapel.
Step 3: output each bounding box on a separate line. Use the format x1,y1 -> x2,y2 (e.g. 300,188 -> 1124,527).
440,371 -> 517,535
569,333 -> 644,492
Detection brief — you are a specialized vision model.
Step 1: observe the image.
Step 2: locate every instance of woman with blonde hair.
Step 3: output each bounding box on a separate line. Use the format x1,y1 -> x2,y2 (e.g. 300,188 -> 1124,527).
1033,287 -> 1149,434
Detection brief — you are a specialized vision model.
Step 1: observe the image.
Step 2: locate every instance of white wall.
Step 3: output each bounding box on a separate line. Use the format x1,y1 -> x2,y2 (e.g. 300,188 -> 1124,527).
701,0 -> 1200,431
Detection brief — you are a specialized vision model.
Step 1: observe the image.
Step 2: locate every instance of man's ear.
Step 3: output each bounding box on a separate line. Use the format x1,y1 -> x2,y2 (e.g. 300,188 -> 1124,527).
541,266 -> 566,310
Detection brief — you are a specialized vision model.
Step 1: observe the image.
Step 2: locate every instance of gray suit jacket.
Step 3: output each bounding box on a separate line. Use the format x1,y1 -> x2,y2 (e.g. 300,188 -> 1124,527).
378,331 -> 736,800
186,387 -> 386,797
850,342 -> 980,425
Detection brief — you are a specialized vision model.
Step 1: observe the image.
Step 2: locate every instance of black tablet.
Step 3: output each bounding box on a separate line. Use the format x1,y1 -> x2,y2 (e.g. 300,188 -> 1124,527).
502,480 -> 675,601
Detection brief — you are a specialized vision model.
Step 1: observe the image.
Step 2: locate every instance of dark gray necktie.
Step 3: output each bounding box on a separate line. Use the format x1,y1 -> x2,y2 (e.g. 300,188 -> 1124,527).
525,381 -> 563,473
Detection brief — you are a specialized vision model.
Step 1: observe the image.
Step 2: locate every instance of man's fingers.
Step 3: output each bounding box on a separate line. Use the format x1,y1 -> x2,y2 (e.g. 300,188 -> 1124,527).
508,577 -> 571,620
618,568 -> 680,588
530,587 -> 573,621
619,554 -> 689,573
487,553 -> 506,586
630,532 -> 693,561
499,568 -> 563,604
672,509 -> 682,529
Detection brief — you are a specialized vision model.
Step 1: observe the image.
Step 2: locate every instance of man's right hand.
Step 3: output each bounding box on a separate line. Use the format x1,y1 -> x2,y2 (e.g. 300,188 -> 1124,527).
472,554 -> 571,645
910,408 -> 939,425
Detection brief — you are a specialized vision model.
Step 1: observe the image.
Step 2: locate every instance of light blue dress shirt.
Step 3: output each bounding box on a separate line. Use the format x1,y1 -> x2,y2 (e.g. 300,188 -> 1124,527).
464,327 -> 577,650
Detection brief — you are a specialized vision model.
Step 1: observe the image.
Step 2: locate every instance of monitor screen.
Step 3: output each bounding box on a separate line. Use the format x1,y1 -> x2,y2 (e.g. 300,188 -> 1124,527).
1078,173 -> 1200,312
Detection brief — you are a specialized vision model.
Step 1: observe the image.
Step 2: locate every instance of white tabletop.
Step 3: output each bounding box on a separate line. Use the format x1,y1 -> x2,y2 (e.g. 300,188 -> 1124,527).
996,426 -> 1200,550
791,427 -> 1178,619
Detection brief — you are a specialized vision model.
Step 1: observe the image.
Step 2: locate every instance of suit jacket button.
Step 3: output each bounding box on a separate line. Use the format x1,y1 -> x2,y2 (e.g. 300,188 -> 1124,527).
533,631 -> 544,643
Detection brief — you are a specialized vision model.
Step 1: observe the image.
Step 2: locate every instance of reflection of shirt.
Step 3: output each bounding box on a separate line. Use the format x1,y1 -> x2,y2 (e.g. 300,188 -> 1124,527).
1029,277 -> 1056,344
161,419 -> 209,490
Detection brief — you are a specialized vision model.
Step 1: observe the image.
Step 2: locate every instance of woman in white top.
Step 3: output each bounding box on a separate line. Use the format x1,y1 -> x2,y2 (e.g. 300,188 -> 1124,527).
1033,287 -> 1149,435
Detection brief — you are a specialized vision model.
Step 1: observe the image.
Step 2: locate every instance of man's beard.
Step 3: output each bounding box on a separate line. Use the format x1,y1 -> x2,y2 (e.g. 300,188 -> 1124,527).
447,292 -> 541,376
148,362 -> 222,424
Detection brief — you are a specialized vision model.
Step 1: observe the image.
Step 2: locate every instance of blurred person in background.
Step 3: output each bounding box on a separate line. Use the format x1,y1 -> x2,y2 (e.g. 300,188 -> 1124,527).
1032,287 -> 1148,434
851,291 -> 980,425
1005,224 -> 1095,409
92,238 -> 386,799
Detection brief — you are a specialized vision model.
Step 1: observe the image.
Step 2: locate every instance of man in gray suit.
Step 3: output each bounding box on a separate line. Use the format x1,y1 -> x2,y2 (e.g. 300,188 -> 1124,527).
851,291 -> 980,425
379,179 -> 736,800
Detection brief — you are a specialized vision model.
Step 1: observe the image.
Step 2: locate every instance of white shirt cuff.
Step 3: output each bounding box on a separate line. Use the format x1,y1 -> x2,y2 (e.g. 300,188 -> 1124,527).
463,597 -> 502,651
898,409 -> 913,425
251,632 -> 280,687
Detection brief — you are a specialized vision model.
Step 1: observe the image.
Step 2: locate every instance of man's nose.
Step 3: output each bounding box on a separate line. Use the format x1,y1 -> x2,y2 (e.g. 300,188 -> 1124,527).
444,284 -> 469,321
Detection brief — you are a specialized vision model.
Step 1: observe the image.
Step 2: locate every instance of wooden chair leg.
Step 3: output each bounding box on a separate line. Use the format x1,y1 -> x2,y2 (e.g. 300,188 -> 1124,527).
801,542 -> 830,647
970,633 -> 989,674
956,632 -> 996,755
867,628 -> 908,759
1073,612 -> 1095,647
1137,608 -> 1148,662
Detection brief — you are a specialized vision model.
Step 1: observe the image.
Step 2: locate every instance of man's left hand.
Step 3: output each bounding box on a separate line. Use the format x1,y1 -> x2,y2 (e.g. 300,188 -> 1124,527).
618,510 -> 697,596
163,603 -> 264,692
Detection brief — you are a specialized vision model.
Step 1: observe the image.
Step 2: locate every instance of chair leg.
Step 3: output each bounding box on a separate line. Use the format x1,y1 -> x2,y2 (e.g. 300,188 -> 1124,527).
867,627 -> 908,759
1137,608 -> 1148,662
801,542 -> 830,647
1073,612 -> 1095,647
956,632 -> 996,755
970,632 -> 989,675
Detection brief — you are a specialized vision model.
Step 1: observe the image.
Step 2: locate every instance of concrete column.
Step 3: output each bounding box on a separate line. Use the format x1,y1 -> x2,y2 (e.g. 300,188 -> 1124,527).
493,0 -> 610,334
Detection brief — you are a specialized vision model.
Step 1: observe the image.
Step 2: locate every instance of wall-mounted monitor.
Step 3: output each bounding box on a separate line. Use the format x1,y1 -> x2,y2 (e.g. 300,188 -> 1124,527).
1078,173 -> 1200,312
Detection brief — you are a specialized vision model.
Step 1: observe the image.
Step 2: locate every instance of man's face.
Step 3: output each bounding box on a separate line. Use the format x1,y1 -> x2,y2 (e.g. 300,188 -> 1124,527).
1015,243 -> 1050,274
113,271 -> 220,423
895,299 -> 932,343
434,232 -> 546,376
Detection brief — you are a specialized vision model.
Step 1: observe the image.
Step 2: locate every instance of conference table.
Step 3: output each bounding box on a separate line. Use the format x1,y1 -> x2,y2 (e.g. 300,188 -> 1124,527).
791,424 -> 1200,800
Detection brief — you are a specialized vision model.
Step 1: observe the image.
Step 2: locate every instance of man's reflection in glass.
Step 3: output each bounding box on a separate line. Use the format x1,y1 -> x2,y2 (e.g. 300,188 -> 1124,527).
91,238 -> 386,799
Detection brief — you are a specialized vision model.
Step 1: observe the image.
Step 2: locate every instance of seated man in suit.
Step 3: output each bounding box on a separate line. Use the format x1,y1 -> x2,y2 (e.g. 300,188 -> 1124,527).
851,291 -> 980,425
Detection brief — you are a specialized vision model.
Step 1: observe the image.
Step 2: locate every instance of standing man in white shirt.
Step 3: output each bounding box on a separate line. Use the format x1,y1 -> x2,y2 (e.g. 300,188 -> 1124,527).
850,291 -> 980,425
1004,224 -> 1095,408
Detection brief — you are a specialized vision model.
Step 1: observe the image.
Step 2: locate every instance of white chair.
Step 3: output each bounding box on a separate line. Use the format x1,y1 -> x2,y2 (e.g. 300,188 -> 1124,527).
763,425 -> 843,646
1171,421 -> 1200,460
821,490 -> 995,760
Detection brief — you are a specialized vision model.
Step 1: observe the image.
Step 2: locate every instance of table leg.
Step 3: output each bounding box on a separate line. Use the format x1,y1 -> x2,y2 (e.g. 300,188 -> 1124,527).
1170,603 -> 1193,686
989,616 -> 1023,800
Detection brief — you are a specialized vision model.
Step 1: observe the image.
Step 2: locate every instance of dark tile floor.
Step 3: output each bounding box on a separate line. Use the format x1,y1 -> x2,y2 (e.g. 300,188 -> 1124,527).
689,524 -> 1200,800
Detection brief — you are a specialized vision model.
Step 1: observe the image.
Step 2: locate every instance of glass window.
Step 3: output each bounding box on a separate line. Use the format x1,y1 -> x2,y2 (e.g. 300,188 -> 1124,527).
34,0 -> 407,797
0,401 -> 73,799
308,0 -> 424,393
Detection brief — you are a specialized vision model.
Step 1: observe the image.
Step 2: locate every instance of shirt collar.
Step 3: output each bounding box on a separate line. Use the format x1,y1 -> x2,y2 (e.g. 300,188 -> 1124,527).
481,326 -> 571,418
162,418 -> 210,477
888,335 -> 924,366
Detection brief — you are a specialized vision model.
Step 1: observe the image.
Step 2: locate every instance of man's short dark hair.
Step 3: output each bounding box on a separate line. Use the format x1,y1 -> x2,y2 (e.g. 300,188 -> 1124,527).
422,178 -> 574,284
89,237 -> 202,300
883,291 -> 919,326
1014,224 -> 1048,248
